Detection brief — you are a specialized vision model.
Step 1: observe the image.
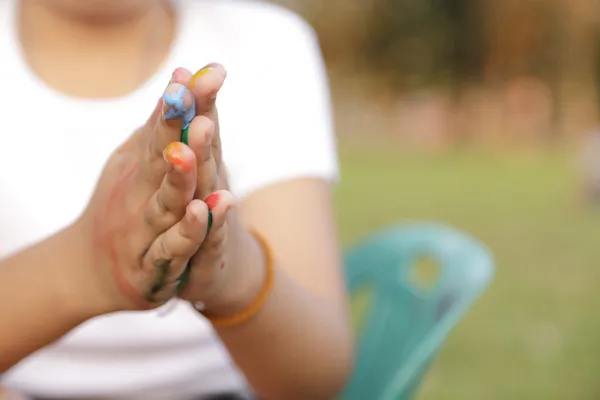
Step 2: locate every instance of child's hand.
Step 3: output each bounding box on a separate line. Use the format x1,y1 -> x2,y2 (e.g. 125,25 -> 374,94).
76,78 -> 212,311
168,65 -> 266,320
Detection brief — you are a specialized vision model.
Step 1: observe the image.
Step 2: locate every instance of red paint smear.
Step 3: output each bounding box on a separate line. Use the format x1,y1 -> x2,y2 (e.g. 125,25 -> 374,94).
93,161 -> 150,310
205,193 -> 220,210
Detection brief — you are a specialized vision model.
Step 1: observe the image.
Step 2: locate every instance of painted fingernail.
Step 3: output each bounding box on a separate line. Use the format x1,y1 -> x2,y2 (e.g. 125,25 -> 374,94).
205,193 -> 220,210
189,66 -> 213,88
162,83 -> 195,126
163,142 -> 186,167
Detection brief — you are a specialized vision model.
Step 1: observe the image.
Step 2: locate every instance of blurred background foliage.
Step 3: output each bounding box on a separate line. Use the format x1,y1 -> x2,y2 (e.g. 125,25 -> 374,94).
277,0 -> 600,144
270,1 -> 600,399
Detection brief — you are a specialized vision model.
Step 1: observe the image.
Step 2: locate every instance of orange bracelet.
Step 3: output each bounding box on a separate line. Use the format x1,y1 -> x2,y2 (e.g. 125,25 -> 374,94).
203,228 -> 275,328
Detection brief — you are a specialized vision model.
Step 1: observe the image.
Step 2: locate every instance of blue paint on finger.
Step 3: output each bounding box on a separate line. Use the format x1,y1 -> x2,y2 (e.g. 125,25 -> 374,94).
162,85 -> 196,129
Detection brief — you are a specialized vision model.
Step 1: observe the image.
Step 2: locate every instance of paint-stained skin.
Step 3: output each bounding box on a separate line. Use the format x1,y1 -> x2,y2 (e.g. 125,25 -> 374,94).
163,142 -> 194,172
92,81 -> 200,309
162,84 -> 195,130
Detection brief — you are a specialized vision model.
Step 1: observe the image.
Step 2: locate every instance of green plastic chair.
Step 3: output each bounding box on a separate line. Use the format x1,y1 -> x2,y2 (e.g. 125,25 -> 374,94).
339,223 -> 494,400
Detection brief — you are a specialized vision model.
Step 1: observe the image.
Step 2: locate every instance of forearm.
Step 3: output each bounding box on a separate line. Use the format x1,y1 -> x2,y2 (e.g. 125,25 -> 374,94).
210,231 -> 354,400
0,223 -> 108,372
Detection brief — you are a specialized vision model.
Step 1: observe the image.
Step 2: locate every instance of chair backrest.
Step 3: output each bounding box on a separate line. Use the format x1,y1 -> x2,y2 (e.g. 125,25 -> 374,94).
340,223 -> 494,400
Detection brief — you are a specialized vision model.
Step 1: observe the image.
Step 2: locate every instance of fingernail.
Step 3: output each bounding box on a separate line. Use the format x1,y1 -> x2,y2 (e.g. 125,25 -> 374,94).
205,193 -> 220,210
189,66 -> 213,88
163,142 -> 185,167
169,67 -> 183,83
189,200 -> 205,220
162,83 -> 195,126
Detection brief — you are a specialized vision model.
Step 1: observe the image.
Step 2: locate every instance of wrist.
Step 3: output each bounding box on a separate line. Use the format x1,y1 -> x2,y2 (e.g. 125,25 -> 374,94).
56,220 -> 122,320
202,226 -> 267,318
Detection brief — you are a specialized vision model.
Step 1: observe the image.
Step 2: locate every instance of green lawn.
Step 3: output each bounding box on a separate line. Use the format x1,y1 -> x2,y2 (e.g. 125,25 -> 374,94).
335,140 -> 600,399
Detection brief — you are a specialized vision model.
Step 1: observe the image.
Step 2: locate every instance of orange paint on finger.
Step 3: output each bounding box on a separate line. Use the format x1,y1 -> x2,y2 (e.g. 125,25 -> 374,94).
163,142 -> 192,171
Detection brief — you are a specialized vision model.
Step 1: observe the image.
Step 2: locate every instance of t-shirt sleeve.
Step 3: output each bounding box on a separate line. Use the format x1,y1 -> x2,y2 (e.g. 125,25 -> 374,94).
222,6 -> 339,199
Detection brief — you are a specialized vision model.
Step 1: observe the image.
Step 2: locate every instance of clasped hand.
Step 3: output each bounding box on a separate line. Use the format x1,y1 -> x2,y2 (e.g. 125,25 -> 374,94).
76,64 -> 247,313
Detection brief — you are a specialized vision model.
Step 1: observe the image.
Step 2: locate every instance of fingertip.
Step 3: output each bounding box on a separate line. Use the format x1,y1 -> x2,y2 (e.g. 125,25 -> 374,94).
171,67 -> 193,85
205,190 -> 235,212
162,83 -> 195,126
221,191 -> 236,212
189,63 -> 227,94
189,63 -> 216,85
219,190 -> 235,204
187,199 -> 208,222
163,142 -> 196,172
209,63 -> 227,79
187,116 -> 215,149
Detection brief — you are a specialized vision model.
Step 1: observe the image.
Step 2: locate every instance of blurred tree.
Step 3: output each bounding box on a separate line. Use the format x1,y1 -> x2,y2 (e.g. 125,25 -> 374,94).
483,0 -> 561,83
482,0 -> 564,137
442,0 -> 485,86
305,0 -> 486,94
361,0 -> 453,90
303,0 -> 372,73
547,0 -> 600,137
271,0 -> 598,140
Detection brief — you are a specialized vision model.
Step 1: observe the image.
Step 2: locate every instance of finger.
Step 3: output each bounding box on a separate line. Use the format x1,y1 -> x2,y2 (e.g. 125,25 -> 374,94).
195,191 -> 231,257
142,199 -> 210,303
144,97 -> 164,131
170,65 -> 225,165
144,142 -> 198,234
187,115 -> 218,199
189,63 -> 226,114
188,64 -> 226,166
205,190 -> 234,228
184,190 -> 233,273
169,67 -> 193,89
143,79 -> 196,179
168,67 -> 193,144
178,192 -> 233,299
178,223 -> 227,301
116,98 -> 163,155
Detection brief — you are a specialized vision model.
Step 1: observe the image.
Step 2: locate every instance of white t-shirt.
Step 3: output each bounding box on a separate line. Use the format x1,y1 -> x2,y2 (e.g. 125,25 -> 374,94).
0,0 -> 338,398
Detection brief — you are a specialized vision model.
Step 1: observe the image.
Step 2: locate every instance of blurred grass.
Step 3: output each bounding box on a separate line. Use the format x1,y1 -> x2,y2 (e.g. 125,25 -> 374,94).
335,139 -> 600,399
